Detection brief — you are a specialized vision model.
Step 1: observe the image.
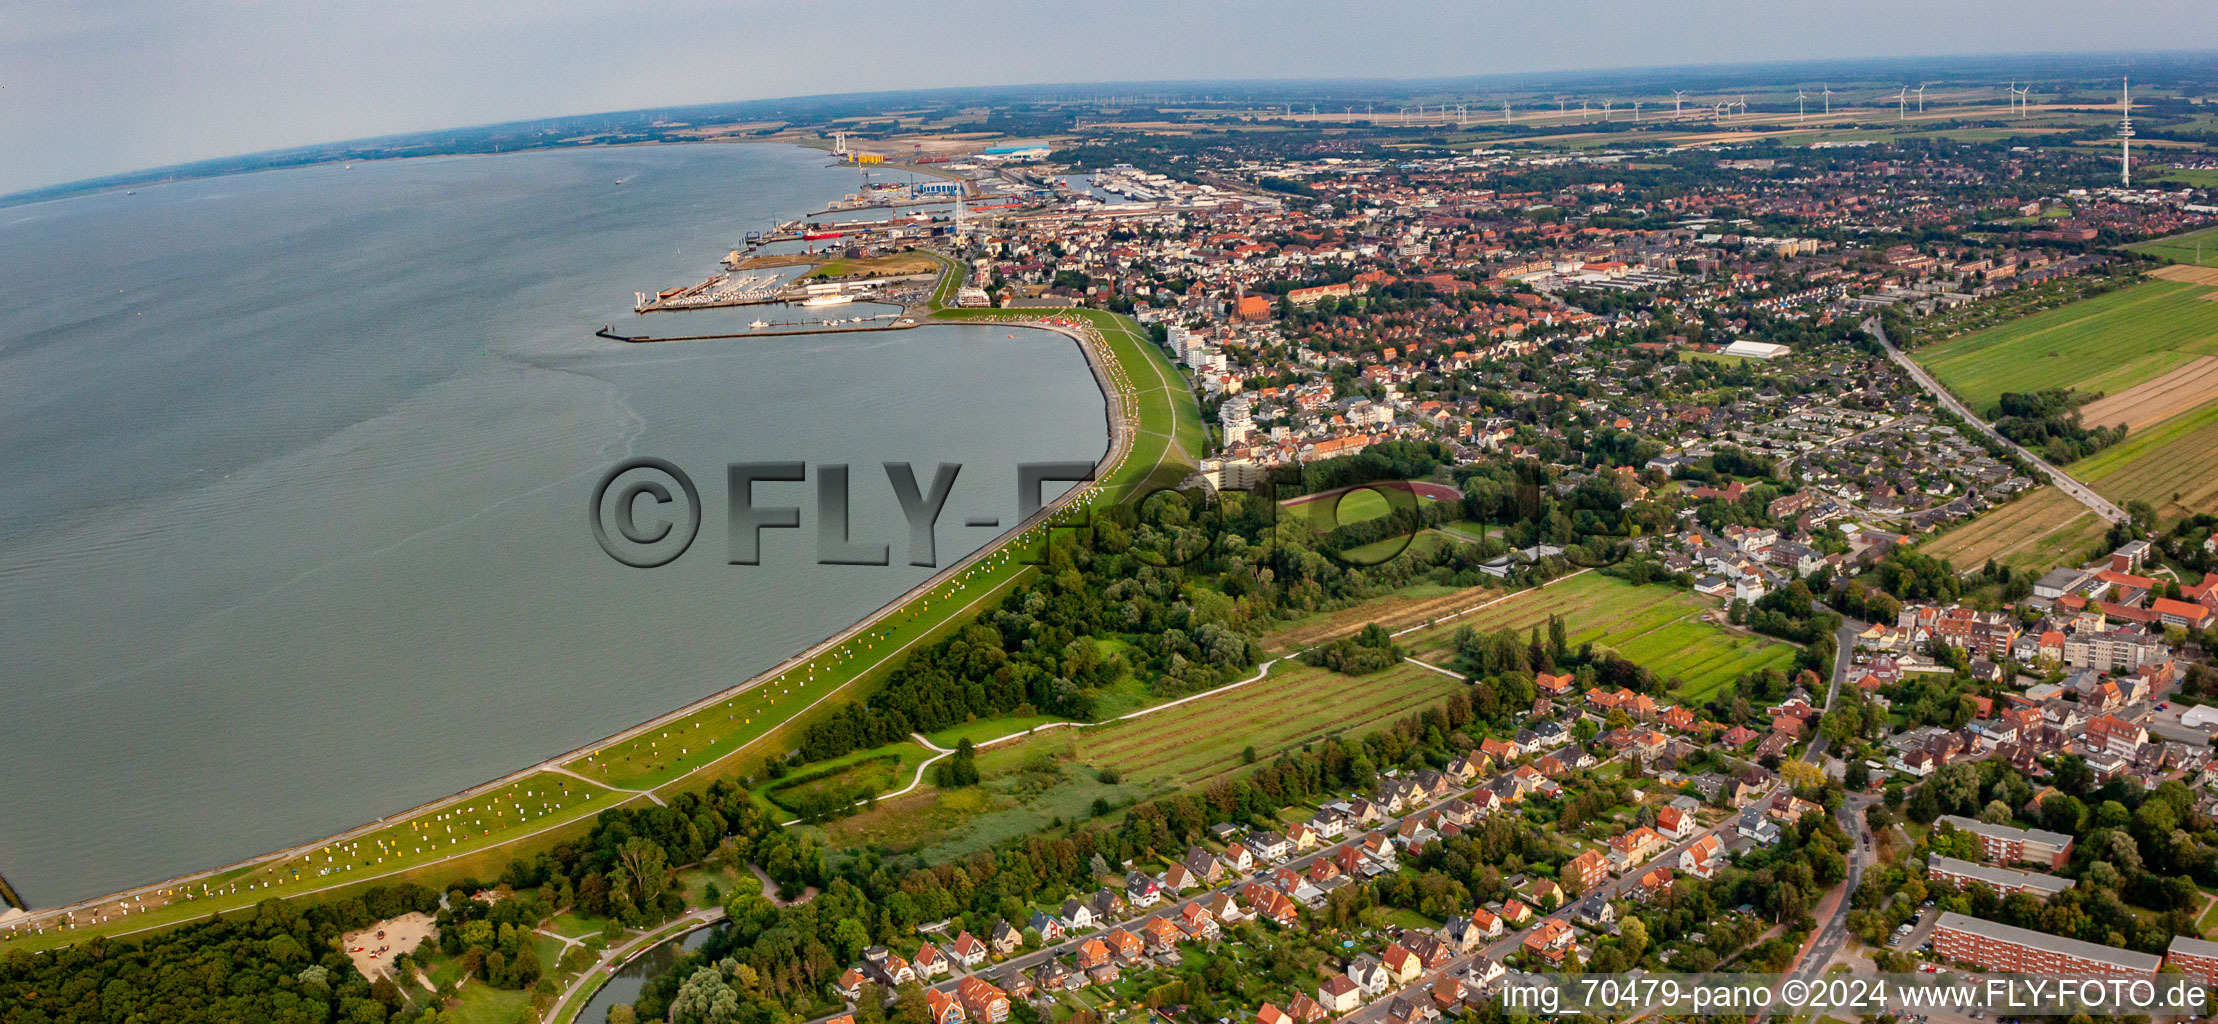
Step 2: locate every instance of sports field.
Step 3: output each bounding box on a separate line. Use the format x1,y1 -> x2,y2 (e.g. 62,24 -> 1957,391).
1281,481 -> 1461,530
1912,278 -> 2218,414
1919,487 -> 2107,573
1397,572 -> 1797,705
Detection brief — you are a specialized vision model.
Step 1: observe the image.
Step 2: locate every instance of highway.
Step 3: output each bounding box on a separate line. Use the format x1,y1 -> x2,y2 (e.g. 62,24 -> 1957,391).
1866,316 -> 2127,524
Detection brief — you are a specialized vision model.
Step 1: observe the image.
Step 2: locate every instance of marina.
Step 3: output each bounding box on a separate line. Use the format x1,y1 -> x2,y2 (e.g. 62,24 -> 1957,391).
632,271 -> 784,312
597,310 -> 911,343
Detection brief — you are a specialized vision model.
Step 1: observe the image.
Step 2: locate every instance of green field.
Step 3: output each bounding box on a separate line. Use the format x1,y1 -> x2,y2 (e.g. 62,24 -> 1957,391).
1912,279 -> 2218,413
1079,659 -> 1471,791
2076,397 -> 2218,523
1281,484 -> 1455,528
762,742 -> 932,815
2131,224 -> 2218,266
825,655 -> 1470,858
1920,487 -> 2108,573
1398,572 -> 1798,705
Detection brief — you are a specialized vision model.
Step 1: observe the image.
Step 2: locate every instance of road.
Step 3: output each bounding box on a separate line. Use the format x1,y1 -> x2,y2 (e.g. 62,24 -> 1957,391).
1866,316 -> 2127,524
548,906 -> 726,1024
1780,793 -> 1877,988
809,771 -> 1771,1024
1757,612 -> 1878,1021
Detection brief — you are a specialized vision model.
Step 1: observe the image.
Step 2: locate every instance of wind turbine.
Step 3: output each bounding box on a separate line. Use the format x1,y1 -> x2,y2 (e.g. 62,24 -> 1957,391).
1504,101 -> 1512,123
1632,101 -> 1642,122
1896,86 -> 1908,121
1914,82 -> 1929,113
2007,81 -> 2017,116
1581,99 -> 1590,122
2014,84 -> 2030,118
1797,88 -> 1807,121
1672,90 -> 1687,118
1601,100 -> 1613,122
1822,83 -> 1833,115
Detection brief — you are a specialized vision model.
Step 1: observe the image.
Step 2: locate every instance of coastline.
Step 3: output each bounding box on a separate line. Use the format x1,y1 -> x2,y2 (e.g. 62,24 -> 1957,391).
0,283 -> 1151,951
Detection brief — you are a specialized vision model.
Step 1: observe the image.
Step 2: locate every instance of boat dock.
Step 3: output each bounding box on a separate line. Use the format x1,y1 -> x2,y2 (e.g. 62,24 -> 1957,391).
633,272 -> 785,313
0,869 -> 24,912
599,312 -> 910,344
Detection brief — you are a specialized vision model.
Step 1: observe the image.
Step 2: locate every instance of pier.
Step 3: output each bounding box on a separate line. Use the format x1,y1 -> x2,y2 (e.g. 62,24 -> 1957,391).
0,869 -> 24,913
599,315 -> 915,344
633,272 -> 785,313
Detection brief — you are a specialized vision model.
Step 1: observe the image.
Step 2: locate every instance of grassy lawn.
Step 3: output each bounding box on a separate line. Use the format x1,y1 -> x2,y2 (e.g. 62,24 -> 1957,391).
801,249 -> 944,278
449,982 -> 534,1024
1911,278 -> 2218,413
1385,908 -> 1437,930
1394,572 -> 1797,703
1339,529 -> 1456,565
763,740 -> 934,815
1435,520 -> 1494,544
1281,484 -> 1456,530
2076,396 -> 2218,524
929,715 -> 1069,748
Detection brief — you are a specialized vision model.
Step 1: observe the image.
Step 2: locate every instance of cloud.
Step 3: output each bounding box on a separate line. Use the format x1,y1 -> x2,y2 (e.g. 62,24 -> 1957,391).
5,0 -> 2215,194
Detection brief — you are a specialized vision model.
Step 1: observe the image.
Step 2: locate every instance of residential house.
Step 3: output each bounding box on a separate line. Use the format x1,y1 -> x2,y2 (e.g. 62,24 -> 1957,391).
1523,919 -> 1575,965
1381,943 -> 1423,985
1680,835 -> 1724,879
957,978 -> 1010,1023
925,988 -> 966,1024
1320,974 -> 1364,1013
1563,849 -> 1613,894
1348,955 -> 1389,996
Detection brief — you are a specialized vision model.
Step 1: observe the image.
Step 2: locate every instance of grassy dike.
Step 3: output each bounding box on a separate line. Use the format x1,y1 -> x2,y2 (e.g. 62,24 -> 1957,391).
0,253 -> 1203,955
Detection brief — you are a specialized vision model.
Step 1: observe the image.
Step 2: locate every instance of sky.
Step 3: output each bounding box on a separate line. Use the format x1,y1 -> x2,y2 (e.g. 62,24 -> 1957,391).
6,0 -> 2217,194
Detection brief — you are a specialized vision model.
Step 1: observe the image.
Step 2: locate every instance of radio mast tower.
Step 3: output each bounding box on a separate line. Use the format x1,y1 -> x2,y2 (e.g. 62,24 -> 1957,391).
2119,76 -> 2135,186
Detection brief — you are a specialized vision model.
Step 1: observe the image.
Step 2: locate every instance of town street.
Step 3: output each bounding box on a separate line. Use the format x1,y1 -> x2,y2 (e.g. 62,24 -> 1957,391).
813,775 -> 1771,1024
1866,316 -> 2126,524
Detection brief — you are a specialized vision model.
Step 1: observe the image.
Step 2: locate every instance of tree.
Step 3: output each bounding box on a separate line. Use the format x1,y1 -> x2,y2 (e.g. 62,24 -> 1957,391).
616,835 -> 669,907
1619,917 -> 1649,962
938,739 -> 981,788
1781,759 -> 1824,790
